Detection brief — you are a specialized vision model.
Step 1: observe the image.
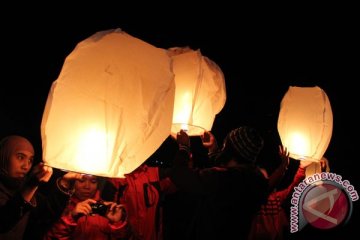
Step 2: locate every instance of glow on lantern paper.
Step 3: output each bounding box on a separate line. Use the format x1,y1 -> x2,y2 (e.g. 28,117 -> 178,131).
41,29 -> 175,177
277,86 -> 333,162
169,47 -> 226,136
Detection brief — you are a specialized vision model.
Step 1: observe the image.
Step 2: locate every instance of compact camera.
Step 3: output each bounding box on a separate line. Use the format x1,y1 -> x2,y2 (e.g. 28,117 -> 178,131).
90,201 -> 108,216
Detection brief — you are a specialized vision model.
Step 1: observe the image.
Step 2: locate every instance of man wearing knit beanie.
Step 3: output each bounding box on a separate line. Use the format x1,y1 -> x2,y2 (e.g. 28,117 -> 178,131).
171,127 -> 269,240
215,126 -> 264,166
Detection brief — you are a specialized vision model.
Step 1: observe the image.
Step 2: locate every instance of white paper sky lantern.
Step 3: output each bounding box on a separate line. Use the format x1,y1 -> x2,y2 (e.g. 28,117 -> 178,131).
277,86 -> 333,162
169,47 -> 226,136
41,28 -> 175,177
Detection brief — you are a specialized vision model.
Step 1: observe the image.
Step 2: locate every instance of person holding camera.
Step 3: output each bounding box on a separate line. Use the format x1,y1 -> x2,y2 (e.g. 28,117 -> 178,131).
45,174 -> 130,240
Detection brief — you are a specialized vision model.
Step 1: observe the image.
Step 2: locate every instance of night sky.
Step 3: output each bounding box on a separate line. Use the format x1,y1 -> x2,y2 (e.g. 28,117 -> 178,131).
1,6 -> 358,237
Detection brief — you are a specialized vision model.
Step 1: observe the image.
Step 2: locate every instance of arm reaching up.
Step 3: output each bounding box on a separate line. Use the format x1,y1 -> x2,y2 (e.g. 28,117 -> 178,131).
268,145 -> 290,190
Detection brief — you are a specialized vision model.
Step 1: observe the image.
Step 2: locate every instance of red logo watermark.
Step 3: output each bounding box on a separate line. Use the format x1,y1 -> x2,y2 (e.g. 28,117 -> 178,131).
290,172 -> 358,233
302,182 -> 349,229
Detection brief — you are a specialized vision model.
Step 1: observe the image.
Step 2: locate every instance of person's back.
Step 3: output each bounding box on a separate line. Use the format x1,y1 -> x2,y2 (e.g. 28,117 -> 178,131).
193,164 -> 268,239
171,127 -> 269,239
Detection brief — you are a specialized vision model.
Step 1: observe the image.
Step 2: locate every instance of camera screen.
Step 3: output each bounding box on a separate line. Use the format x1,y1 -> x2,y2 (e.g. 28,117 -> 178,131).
90,202 -> 108,216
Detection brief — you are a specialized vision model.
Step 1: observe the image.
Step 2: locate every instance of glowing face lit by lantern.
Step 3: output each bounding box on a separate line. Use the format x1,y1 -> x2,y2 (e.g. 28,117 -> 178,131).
169,47 -> 226,136
277,86 -> 333,162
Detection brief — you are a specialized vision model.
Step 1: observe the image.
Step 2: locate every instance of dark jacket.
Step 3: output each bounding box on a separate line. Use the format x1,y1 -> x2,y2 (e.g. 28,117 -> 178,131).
0,175 -> 70,240
170,148 -> 269,240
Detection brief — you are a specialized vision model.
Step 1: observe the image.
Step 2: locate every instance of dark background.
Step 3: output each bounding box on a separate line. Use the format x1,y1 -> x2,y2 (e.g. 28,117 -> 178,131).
1,5 -> 358,238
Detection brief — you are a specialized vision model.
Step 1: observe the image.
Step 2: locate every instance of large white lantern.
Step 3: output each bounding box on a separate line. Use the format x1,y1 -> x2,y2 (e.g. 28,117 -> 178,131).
41,29 -> 175,177
277,86 -> 333,162
169,47 -> 226,136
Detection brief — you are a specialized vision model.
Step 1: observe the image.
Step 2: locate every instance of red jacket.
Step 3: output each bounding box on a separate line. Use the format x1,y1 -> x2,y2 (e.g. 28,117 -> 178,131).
108,165 -> 176,240
44,190 -> 129,240
248,167 -> 306,240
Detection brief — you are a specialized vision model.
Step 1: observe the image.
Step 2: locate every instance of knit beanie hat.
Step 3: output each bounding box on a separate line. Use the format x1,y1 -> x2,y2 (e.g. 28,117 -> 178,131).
224,126 -> 264,163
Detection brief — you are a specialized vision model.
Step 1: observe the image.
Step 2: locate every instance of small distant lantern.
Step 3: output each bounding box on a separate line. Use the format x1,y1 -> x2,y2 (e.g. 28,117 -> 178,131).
41,29 -> 175,177
277,86 -> 333,162
168,47 -> 226,136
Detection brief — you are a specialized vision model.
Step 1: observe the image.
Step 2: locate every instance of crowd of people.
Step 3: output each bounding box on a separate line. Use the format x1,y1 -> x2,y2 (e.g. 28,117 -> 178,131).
0,127 -> 329,239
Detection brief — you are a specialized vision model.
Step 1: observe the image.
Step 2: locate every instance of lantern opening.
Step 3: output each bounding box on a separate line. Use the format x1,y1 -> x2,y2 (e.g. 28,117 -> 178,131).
171,123 -> 206,136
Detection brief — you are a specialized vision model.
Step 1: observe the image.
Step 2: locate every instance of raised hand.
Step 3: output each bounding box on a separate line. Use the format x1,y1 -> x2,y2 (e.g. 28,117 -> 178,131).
267,145 -> 290,189
58,171 -> 85,189
62,171 -> 84,181
320,156 -> 330,172
278,145 -> 290,170
71,199 -> 97,217
105,202 -> 127,223
201,131 -> 218,153
30,162 -> 53,183
21,163 -> 53,202
177,129 -> 190,147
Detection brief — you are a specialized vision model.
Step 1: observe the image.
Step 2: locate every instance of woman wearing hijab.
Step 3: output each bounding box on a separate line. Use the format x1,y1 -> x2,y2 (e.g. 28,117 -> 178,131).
0,135 -> 81,239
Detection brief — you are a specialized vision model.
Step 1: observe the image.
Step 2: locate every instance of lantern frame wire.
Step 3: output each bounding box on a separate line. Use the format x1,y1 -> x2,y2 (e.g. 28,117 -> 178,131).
171,123 -> 206,136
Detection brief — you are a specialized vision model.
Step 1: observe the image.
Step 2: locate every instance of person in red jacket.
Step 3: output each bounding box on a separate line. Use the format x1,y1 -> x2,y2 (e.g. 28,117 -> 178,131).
248,146 -> 314,240
103,163 -> 176,240
45,174 -> 129,240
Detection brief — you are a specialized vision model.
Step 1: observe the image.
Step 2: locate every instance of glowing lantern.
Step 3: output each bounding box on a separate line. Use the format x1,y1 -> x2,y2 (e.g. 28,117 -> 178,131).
277,86 -> 333,162
169,47 -> 226,136
41,29 -> 175,177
